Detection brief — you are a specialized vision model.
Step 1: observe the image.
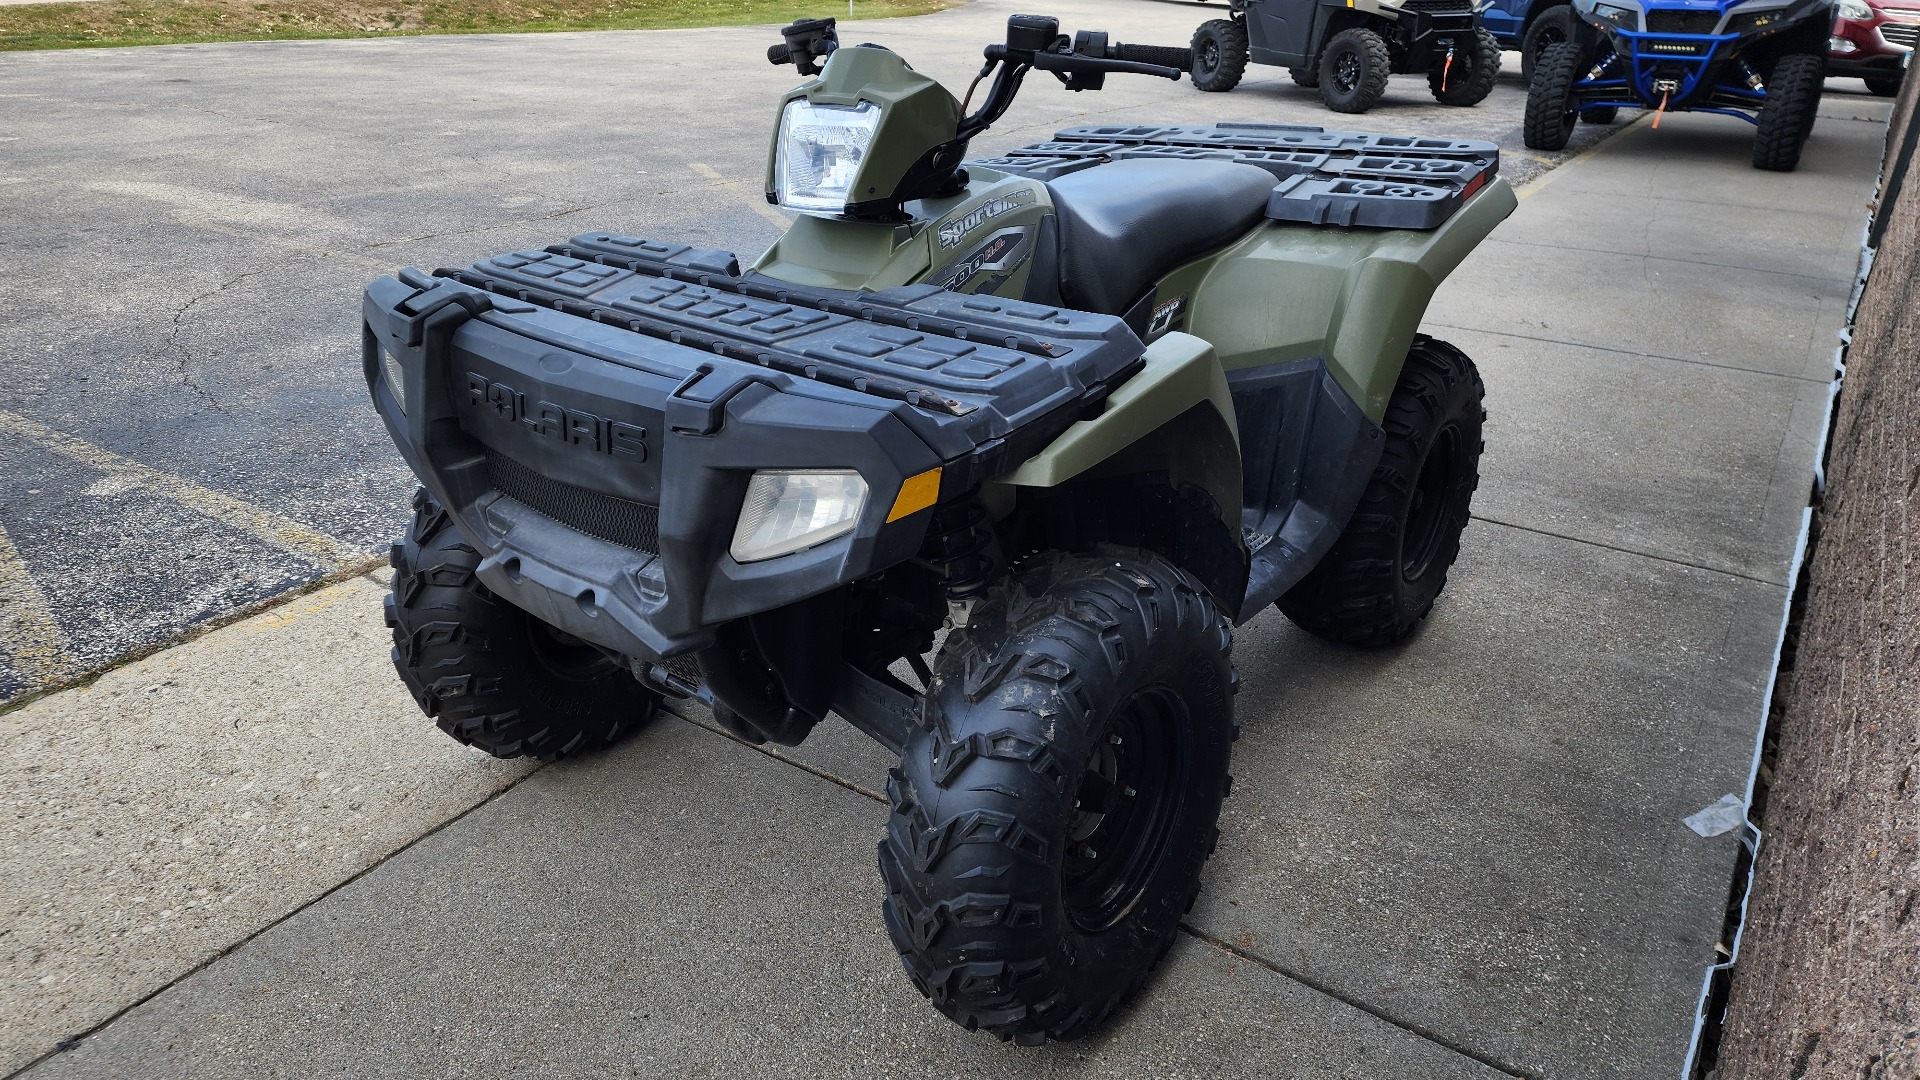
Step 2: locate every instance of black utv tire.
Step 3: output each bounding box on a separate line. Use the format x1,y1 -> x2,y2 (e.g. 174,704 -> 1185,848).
1318,28 -> 1392,113
1523,41 -> 1586,150
1289,65 -> 1321,88
1191,19 -> 1249,92
1865,76 -> 1902,97
1277,337 -> 1484,647
1520,4 -> 1577,84
1753,52 -> 1825,171
1428,28 -> 1502,105
386,489 -> 657,760
880,549 -> 1236,1044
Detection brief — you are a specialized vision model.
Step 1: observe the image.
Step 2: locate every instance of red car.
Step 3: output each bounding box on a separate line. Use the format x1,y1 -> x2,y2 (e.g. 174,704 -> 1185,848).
1831,0 -> 1917,96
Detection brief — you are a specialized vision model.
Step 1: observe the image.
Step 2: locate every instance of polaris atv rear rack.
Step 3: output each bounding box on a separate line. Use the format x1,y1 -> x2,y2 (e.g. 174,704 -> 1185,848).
970,121 -> 1500,229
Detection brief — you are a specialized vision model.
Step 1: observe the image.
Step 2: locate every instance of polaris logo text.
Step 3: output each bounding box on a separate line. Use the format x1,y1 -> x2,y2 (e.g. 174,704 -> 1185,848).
937,190 -> 1037,248
464,372 -> 648,460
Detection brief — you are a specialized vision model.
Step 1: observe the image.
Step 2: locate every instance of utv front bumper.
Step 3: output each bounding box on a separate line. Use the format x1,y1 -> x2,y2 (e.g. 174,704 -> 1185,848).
363,237 -> 1141,661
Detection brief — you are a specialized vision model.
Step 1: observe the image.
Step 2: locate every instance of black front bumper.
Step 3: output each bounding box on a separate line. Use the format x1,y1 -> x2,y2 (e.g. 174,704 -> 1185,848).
363,236 -> 1143,661
1827,53 -> 1909,77
1396,9 -> 1482,68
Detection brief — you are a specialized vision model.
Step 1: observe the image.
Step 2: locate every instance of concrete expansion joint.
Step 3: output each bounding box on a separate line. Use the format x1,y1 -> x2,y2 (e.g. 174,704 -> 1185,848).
1420,321 -> 1833,386
665,704 -> 1542,1077
1176,924 -> 1542,1080
0,755 -> 549,1080
1470,514 -> 1788,589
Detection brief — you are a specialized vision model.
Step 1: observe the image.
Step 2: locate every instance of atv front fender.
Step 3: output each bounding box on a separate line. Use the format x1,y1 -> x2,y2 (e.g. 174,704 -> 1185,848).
991,331 -> 1243,541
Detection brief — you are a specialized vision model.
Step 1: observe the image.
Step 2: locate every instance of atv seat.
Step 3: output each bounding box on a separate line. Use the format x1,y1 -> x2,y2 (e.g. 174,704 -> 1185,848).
1045,159 -> 1278,317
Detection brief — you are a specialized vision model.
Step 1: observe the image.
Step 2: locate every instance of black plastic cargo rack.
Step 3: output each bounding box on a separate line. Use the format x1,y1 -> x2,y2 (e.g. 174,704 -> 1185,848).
411,232 -> 1145,470
969,121 -> 1501,230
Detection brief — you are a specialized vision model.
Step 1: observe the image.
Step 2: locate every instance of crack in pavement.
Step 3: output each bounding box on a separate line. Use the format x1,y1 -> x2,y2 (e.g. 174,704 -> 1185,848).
164,271 -> 261,415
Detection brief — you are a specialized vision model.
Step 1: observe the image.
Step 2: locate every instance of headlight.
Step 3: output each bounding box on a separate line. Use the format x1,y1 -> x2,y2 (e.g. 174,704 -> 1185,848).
1592,2 -> 1640,27
1730,6 -> 1790,30
1837,0 -> 1872,19
730,469 -> 869,563
773,100 -> 880,215
380,347 -> 407,415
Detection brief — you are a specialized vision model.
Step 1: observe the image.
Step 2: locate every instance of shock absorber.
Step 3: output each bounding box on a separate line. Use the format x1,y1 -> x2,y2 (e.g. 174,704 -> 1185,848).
1738,59 -> 1765,90
924,500 -> 1000,602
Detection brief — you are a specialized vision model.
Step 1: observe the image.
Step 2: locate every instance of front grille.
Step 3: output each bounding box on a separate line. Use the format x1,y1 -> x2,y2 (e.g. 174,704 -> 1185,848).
1402,0 -> 1474,11
486,450 -> 661,554
1645,9 -> 1723,33
1883,22 -> 1919,46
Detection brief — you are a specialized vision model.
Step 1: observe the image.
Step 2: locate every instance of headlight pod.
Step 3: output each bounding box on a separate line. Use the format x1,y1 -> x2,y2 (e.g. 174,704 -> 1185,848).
772,99 -> 880,216
1836,0 -> 1872,19
730,469 -> 869,563
1729,5 -> 1792,30
1591,2 -> 1641,28
380,346 -> 407,415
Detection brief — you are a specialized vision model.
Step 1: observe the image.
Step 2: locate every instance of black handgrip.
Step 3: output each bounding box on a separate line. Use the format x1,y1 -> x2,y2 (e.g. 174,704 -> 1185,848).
1032,51 -> 1182,80
767,42 -> 792,65
1114,42 -> 1194,72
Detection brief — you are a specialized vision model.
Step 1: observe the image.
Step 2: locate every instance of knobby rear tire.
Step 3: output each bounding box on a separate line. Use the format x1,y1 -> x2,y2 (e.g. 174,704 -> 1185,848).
1277,337 -> 1485,647
880,549 -> 1237,1044
386,489 -> 657,761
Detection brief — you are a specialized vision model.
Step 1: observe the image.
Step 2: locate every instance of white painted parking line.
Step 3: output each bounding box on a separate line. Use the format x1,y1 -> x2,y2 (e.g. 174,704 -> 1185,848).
0,411 -> 358,567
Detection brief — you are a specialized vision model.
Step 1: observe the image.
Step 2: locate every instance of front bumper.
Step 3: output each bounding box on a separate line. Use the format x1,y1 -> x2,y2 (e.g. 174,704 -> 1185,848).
363,237 -> 1142,662
366,276 -> 941,660
1829,10 -> 1917,73
1395,9 -> 1484,66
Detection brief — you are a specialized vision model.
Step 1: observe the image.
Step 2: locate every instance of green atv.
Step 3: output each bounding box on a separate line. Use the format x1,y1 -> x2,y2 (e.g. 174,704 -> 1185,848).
1190,0 -> 1504,113
365,13 -> 1514,1044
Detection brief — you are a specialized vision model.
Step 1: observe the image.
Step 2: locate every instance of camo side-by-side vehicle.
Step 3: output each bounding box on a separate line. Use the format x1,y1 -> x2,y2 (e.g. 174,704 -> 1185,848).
1188,0 -> 1504,113
365,14 -> 1516,1042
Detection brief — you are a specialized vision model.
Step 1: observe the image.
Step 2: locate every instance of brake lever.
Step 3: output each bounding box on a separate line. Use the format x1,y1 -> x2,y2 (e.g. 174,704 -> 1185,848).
1031,51 -> 1182,82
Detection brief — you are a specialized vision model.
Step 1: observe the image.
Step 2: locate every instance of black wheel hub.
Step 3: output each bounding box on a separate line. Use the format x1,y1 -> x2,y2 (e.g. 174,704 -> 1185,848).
1062,689 -> 1189,932
1198,39 -> 1220,76
1402,425 -> 1461,583
1333,50 -> 1362,93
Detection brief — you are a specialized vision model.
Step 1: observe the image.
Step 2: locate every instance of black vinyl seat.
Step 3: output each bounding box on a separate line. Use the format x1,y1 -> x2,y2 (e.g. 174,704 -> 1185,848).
1045,159 -> 1278,317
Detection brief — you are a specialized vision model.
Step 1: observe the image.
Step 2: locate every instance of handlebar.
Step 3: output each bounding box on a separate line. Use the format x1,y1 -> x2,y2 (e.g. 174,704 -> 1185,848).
1029,49 -> 1182,81
983,22 -> 1190,85
1112,42 -> 1196,72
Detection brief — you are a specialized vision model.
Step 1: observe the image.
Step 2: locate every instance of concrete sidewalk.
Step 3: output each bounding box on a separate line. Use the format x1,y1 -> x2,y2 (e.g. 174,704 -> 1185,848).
2,21 -> 1890,1080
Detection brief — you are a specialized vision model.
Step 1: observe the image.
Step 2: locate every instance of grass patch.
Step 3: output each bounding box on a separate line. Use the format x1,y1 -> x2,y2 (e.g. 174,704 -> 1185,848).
0,0 -> 959,51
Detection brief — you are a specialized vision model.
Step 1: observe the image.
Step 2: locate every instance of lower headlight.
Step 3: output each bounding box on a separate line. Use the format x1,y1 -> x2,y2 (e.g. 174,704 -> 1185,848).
730,469 -> 869,563
380,347 -> 407,415
1837,0 -> 1872,19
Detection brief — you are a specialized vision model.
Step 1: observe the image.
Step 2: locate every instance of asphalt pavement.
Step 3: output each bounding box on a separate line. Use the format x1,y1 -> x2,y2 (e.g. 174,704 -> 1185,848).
0,2 -> 1895,1077
0,0 -> 1623,704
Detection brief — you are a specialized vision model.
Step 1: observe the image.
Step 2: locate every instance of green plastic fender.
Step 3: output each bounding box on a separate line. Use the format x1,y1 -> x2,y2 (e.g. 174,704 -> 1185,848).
991,331 -> 1243,537
1153,178 -> 1517,422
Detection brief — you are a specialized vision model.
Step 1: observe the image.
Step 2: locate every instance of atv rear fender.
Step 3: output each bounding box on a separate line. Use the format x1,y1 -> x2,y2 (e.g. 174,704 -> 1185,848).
1157,178 -> 1517,422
